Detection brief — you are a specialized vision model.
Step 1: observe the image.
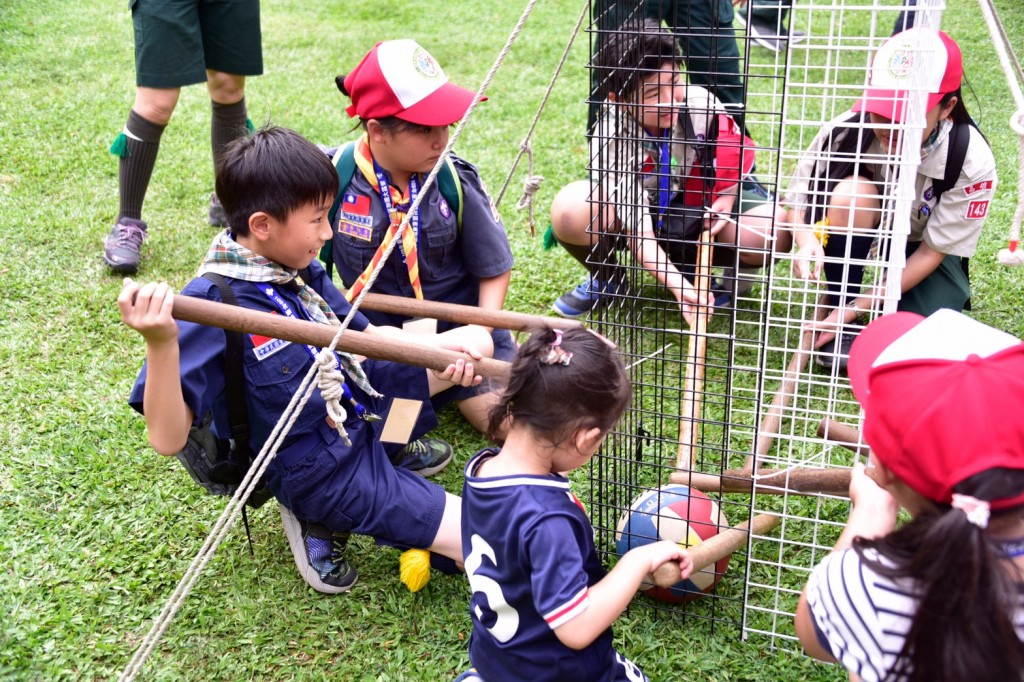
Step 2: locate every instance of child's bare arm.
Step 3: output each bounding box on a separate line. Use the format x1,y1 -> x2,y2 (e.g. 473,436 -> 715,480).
117,279 -> 193,455
553,541 -> 693,650
475,271 -> 512,331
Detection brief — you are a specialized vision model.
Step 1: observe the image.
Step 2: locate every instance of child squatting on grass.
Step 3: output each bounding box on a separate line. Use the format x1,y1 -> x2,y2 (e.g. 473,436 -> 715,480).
328,39 -> 516,456
783,28 -> 997,373
456,328 -> 694,682
118,126 -> 494,595
795,309 -> 1024,681
547,18 -> 789,324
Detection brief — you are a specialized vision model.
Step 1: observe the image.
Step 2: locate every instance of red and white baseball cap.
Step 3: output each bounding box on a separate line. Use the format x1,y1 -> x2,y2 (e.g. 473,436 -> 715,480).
852,27 -> 963,122
848,309 -> 1024,507
342,39 -> 481,126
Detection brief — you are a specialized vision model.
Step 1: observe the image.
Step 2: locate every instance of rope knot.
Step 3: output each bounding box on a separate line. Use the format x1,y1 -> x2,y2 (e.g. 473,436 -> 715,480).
316,350 -> 352,446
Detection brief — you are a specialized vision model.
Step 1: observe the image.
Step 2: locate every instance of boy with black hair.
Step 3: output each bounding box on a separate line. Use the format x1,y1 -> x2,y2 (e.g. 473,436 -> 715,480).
118,125 -> 489,593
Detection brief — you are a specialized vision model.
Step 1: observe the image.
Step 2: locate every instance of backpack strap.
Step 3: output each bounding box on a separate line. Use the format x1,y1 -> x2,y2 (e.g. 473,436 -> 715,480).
677,107 -> 718,199
199,273 -> 271,516
199,274 -> 252,478
320,141 -> 463,281
930,121 -> 979,310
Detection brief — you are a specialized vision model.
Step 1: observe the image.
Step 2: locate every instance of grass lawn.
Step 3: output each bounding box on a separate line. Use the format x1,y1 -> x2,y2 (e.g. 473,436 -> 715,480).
1,0 -> 1021,679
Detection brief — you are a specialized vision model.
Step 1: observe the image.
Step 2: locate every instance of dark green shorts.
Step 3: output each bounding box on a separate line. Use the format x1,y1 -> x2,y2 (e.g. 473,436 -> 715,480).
898,241 -> 971,316
132,0 -> 263,89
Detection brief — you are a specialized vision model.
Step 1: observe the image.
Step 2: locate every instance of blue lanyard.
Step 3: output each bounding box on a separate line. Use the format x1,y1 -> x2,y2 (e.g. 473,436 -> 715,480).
373,160 -> 420,261
252,282 -> 378,422
656,133 -> 671,234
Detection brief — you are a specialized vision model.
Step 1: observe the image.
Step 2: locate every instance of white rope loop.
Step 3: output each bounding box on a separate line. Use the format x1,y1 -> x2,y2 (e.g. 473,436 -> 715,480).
978,0 -> 1024,266
316,349 -> 352,446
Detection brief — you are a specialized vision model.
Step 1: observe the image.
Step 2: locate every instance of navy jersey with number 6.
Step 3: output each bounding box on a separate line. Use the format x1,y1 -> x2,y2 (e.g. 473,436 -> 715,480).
461,449 -> 648,682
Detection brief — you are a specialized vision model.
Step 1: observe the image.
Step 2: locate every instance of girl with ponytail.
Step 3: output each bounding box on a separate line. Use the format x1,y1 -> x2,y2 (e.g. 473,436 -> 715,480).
796,309 -> 1024,681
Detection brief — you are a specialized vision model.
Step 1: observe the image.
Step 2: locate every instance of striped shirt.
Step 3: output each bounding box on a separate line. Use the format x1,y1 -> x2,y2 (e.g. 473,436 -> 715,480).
805,547 -> 1024,681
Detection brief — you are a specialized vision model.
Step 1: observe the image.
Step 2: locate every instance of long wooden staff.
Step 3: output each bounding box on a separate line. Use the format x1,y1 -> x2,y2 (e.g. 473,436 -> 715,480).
171,296 -> 512,381
359,293 -> 582,332
675,230 -> 714,472
742,295 -> 827,472
680,465 -> 880,497
651,513 -> 781,587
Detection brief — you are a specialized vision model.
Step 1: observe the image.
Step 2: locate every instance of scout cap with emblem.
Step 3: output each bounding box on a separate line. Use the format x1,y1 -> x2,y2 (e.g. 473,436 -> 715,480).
847,309 -> 1024,509
342,39 -> 482,126
852,27 -> 963,123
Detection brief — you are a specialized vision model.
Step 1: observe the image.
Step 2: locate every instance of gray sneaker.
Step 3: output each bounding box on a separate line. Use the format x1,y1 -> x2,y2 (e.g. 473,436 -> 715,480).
208,193 -> 227,227
279,503 -> 358,594
103,218 -> 148,274
390,437 -> 453,478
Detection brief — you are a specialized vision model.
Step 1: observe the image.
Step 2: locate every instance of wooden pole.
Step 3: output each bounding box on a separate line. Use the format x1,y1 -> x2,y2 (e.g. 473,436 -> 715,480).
651,513 -> 781,587
675,231 -> 713,471
670,465 -> 880,496
171,295 -> 512,381
745,296 -> 826,471
817,417 -> 868,457
359,292 -> 582,332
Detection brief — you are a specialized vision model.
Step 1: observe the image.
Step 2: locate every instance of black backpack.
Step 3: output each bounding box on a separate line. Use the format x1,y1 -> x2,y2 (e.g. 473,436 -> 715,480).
174,273 -> 273,510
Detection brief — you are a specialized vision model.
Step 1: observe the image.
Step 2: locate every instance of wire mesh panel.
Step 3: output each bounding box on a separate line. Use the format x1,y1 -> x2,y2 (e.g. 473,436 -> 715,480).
581,0 -> 946,645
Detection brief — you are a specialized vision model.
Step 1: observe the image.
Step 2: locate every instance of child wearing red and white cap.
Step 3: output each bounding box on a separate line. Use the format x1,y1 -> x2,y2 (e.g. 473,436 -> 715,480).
327,39 -> 516,452
795,308 -> 1024,681
784,28 -> 998,373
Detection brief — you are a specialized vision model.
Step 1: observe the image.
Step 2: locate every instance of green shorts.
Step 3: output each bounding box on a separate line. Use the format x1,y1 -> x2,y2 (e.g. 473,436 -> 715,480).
897,241 -> 971,316
131,0 -> 263,89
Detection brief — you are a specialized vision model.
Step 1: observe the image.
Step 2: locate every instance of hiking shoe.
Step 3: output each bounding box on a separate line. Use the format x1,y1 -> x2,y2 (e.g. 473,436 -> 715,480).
815,329 -> 857,374
208,193 -> 227,227
552,276 -> 621,318
279,503 -> 358,594
391,437 -> 453,478
103,218 -> 148,274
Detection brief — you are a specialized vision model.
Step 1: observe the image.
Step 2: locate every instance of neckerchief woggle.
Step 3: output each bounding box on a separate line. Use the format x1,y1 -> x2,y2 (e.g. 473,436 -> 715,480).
253,282 -> 381,422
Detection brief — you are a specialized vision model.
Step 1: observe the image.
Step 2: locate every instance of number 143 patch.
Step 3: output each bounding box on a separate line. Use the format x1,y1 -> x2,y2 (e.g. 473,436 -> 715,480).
966,200 -> 990,220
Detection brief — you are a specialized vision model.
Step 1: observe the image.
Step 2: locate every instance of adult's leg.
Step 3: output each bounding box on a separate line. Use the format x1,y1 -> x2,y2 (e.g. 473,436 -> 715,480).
659,0 -> 744,109
206,71 -> 248,171
117,87 -> 180,222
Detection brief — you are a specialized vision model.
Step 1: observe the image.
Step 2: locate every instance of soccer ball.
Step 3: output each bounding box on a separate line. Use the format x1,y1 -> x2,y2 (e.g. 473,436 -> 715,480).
615,484 -> 730,603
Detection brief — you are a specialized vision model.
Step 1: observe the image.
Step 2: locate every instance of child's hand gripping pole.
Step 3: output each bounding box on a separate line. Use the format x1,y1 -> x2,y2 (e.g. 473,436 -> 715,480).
651,513 -> 781,588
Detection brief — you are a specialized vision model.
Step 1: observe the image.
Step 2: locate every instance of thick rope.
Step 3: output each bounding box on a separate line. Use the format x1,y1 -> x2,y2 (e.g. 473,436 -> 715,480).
118,1 -> 542,678
495,0 -> 590,225
977,0 -> 1024,266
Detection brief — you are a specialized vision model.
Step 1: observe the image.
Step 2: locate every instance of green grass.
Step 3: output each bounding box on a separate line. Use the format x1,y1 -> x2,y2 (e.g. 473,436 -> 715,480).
1,0 -> 1022,679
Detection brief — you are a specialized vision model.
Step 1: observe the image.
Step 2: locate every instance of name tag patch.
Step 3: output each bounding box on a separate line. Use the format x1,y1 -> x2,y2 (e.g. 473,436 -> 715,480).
966,200 -> 990,220
964,180 -> 994,196
251,332 -> 290,360
337,219 -> 373,242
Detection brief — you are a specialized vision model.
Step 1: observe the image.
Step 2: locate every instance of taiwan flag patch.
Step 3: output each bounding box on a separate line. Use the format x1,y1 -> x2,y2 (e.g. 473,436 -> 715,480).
343,192 -> 371,215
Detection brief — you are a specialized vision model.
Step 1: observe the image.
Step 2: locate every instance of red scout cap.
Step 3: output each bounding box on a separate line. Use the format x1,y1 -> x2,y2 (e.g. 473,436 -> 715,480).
343,39 -> 481,126
848,309 -> 1024,508
852,27 -> 963,123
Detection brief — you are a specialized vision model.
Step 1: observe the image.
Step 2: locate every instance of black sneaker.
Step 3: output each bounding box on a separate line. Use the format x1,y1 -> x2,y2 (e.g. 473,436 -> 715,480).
208,193 -> 227,227
279,503 -> 357,594
390,437 -> 453,478
103,218 -> 148,274
815,330 -> 857,374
